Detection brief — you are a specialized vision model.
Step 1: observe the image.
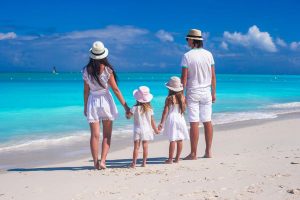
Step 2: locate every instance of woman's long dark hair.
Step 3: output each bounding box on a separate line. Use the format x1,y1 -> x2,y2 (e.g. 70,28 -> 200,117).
84,57 -> 118,88
168,90 -> 185,114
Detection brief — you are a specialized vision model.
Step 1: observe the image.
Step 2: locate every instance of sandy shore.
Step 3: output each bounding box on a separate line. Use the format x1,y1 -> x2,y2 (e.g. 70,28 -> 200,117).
1,115 -> 300,200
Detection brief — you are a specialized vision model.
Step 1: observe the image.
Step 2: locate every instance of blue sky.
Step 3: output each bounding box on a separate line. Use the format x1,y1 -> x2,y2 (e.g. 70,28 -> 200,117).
0,0 -> 300,74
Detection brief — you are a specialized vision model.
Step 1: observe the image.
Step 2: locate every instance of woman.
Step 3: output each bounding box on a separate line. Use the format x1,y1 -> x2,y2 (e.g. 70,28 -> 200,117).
82,41 -> 130,170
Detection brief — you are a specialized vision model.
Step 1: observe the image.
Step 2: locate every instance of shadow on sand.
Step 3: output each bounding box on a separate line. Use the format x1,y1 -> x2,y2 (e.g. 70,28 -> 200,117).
7,157 -> 167,172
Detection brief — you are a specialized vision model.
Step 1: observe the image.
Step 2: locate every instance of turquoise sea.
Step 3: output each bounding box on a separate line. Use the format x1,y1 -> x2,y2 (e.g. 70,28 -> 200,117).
1,72 -> 300,152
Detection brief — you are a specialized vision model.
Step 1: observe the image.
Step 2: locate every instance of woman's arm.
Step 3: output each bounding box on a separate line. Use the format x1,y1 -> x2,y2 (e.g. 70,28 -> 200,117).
108,73 -> 130,112
158,98 -> 169,131
83,81 -> 90,116
151,116 -> 159,134
211,65 -> 216,103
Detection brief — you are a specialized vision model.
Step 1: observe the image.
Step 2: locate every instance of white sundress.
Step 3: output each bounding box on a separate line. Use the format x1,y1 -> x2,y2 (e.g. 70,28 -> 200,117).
82,66 -> 118,123
131,106 -> 154,141
162,104 -> 189,141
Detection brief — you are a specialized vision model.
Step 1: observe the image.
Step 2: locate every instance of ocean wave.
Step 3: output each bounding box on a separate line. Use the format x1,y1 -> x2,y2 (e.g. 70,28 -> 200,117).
265,102 -> 300,109
213,112 -> 278,125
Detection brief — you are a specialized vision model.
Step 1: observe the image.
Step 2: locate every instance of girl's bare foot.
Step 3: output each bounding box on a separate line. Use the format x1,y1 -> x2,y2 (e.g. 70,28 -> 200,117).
94,160 -> 100,170
164,159 -> 173,164
129,163 -> 136,168
183,154 -> 197,160
99,160 -> 106,169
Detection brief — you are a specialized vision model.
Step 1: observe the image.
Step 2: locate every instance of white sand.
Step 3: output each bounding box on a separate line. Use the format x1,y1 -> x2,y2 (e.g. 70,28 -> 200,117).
1,117 -> 300,200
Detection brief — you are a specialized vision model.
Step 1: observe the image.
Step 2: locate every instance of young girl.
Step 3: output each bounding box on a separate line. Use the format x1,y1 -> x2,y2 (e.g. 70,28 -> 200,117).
158,76 -> 189,164
127,86 -> 159,168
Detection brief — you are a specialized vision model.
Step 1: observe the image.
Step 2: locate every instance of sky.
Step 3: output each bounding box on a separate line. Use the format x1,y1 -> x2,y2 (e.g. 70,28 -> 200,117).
0,0 -> 300,74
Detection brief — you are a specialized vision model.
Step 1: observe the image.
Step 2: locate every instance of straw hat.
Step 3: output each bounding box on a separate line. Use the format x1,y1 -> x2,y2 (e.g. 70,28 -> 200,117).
165,76 -> 183,92
89,41 -> 109,60
186,29 -> 203,41
133,86 -> 153,103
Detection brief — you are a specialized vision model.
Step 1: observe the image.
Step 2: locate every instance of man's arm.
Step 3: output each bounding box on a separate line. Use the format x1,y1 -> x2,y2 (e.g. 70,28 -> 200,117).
211,65 -> 216,103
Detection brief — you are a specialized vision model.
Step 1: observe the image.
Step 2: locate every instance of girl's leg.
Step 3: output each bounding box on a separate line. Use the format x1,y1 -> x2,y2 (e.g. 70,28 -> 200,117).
100,120 -> 112,169
130,140 -> 140,168
141,141 -> 148,167
174,140 -> 183,163
165,141 -> 175,164
89,122 -> 100,169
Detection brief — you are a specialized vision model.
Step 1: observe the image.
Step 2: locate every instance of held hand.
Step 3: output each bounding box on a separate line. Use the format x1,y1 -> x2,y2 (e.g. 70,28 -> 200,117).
212,93 -> 216,103
158,123 -> 163,131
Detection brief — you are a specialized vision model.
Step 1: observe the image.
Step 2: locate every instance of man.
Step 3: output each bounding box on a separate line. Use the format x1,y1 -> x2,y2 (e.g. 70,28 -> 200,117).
181,29 -> 216,159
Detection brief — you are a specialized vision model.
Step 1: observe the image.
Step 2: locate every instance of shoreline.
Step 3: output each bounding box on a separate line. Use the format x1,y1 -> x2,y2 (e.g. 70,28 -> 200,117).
1,110 -> 299,199
1,111 -> 299,171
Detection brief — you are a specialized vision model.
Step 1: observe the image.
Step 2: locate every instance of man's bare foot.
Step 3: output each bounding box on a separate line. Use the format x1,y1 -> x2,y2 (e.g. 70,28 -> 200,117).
129,163 -> 136,168
203,154 -> 212,158
164,159 -> 173,164
183,154 -> 197,160
99,160 -> 107,169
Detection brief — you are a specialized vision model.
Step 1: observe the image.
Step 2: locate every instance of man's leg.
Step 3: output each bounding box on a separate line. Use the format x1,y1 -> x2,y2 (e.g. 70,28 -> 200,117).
203,121 -> 213,158
184,122 -> 199,160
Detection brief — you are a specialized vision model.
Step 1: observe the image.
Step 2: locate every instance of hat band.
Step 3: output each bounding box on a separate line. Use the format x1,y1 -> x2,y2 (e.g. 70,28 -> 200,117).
186,35 -> 202,39
91,50 -> 105,56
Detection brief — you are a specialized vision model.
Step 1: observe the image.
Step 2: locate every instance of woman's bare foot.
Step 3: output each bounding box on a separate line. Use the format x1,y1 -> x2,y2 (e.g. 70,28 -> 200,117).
203,154 -> 212,158
183,154 -> 197,160
99,160 -> 107,169
141,162 -> 147,167
164,159 -> 173,164
174,158 -> 180,163
129,163 -> 136,168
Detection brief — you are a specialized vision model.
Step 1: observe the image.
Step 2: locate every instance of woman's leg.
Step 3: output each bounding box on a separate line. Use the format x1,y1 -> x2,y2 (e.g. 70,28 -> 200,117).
89,122 -> 100,169
100,120 -> 112,169
130,140 -> 140,168
165,141 -> 175,164
141,141 -> 148,167
174,140 -> 183,163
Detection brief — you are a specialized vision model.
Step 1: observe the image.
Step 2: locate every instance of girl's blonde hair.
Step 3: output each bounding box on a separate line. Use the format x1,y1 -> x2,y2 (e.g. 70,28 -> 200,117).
135,101 -> 152,114
167,90 -> 185,114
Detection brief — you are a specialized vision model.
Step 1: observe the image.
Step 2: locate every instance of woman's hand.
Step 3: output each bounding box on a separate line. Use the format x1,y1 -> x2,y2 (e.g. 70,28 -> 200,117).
158,123 -> 163,131
84,107 -> 87,117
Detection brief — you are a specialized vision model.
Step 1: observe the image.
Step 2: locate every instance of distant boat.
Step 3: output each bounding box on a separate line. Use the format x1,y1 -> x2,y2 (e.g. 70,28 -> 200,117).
52,66 -> 58,74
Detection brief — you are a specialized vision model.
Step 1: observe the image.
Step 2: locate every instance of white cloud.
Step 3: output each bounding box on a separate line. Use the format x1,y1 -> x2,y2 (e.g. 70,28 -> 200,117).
223,25 -> 277,52
220,41 -> 228,50
155,30 -> 174,42
276,38 -> 287,47
290,41 -> 300,51
0,32 -> 17,40
62,25 -> 149,43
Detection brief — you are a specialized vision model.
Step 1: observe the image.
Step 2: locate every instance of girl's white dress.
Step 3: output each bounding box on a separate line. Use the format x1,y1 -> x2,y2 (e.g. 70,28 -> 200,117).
163,104 -> 189,141
82,66 -> 118,123
131,106 -> 154,141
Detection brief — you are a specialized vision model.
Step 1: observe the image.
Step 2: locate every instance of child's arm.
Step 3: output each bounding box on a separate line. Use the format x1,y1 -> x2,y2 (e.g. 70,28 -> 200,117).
158,98 -> 169,131
151,115 -> 159,134
126,106 -> 134,119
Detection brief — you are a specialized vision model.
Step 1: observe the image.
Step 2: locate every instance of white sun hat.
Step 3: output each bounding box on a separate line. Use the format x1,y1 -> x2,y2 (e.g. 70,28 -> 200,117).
186,29 -> 203,41
165,76 -> 183,92
133,86 -> 153,103
89,41 -> 109,60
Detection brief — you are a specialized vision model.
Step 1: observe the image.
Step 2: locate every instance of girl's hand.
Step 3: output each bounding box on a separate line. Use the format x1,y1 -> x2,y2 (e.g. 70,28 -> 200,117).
158,123 -> 163,131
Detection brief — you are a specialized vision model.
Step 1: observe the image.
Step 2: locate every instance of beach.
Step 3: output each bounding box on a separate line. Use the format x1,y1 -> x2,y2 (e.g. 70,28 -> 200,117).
1,113 -> 299,200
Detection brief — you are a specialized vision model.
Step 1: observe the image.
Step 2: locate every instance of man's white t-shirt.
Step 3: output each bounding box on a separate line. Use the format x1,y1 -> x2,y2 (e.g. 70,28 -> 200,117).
181,48 -> 215,92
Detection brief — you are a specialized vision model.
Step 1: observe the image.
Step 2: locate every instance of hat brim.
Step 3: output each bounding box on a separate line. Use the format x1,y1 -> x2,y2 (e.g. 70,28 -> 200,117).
89,48 -> 109,60
165,83 -> 183,92
133,89 -> 153,103
186,36 -> 203,41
